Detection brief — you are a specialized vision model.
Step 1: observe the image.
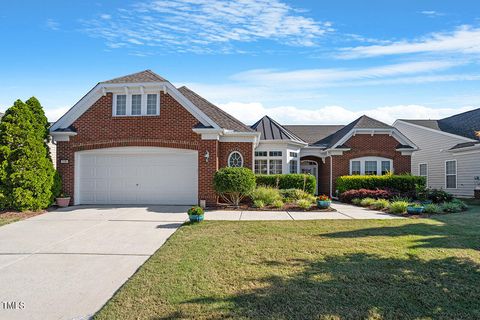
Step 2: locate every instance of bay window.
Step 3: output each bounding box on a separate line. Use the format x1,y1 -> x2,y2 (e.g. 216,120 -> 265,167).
254,150 -> 283,174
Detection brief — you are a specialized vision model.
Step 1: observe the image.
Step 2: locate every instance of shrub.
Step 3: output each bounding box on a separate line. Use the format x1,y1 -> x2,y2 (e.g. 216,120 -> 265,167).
441,202 -> 462,213
213,167 -> 256,206
253,200 -> 265,209
391,195 -> 412,203
296,199 -> 312,210
351,198 -> 362,206
250,187 -> 282,206
339,188 -> 395,203
389,201 -> 409,214
0,98 -> 55,211
255,174 -> 316,194
187,206 -> 204,216
451,199 -> 468,211
371,199 -> 390,210
51,170 -> 62,203
360,198 -> 376,207
428,189 -> 453,203
424,203 -> 442,214
336,175 -> 425,194
272,199 -> 284,209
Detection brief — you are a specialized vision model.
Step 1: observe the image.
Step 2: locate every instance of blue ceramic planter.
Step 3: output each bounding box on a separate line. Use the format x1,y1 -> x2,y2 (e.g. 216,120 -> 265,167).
407,206 -> 424,214
317,200 -> 331,209
189,214 -> 204,222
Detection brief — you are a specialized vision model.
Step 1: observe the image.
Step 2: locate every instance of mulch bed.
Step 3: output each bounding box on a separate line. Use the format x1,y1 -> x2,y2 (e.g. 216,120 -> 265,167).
0,210 -> 46,222
208,203 -> 336,212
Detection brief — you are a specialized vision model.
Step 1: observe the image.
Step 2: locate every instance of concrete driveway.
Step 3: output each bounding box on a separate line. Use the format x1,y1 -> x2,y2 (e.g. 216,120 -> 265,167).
0,206 -> 188,320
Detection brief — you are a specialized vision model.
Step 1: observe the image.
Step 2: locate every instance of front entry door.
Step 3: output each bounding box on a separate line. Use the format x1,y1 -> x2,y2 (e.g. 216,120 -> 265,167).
300,160 -> 318,195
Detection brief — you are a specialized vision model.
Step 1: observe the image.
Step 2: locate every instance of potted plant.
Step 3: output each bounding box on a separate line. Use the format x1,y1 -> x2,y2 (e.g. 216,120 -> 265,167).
317,194 -> 331,209
407,203 -> 424,214
56,193 -> 71,207
188,206 -> 205,222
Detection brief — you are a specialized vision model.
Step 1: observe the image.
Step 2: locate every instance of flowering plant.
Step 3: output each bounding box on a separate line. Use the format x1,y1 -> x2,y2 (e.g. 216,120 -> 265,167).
317,195 -> 331,201
187,206 -> 204,216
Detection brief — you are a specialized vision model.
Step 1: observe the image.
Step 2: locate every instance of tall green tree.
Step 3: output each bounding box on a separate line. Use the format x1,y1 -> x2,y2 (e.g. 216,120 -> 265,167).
0,98 -> 55,211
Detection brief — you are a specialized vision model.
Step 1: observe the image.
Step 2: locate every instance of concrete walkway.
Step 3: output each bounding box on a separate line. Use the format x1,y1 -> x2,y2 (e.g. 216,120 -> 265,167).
0,206 -> 187,320
205,202 -> 401,220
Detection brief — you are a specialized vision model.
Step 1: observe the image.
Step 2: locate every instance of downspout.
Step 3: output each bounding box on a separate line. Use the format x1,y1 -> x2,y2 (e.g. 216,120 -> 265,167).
329,155 -> 333,198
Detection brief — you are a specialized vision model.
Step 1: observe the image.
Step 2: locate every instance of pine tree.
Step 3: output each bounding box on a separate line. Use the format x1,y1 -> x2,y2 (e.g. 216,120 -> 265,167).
0,98 -> 55,211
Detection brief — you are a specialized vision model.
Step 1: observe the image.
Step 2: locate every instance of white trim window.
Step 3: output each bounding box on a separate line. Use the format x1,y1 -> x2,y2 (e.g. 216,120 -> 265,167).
113,93 -> 160,117
254,150 -> 282,174
228,151 -> 244,167
349,157 -> 393,176
445,160 -> 457,189
289,159 -> 298,174
419,163 -> 428,184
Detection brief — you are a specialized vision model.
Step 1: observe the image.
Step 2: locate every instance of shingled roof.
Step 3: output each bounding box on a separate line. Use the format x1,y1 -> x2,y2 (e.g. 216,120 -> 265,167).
400,108 -> 480,140
251,116 -> 306,143
283,125 -> 344,145
178,86 -> 253,132
101,70 -> 167,84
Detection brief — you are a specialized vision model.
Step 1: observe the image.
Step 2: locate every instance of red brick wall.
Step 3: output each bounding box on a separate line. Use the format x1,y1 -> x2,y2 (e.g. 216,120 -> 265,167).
56,92 -> 253,205
331,134 -> 411,195
219,142 -> 253,169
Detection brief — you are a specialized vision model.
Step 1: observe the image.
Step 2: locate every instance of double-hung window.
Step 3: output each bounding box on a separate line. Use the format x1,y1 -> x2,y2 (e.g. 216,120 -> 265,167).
113,93 -> 159,116
419,163 -> 428,184
445,160 -> 457,189
290,160 -> 298,174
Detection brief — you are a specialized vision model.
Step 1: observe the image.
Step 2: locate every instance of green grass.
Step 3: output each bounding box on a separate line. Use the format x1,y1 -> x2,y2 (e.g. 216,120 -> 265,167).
95,204 -> 480,320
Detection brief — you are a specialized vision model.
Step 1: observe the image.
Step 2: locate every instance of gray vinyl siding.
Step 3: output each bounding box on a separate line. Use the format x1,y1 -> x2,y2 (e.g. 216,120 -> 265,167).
394,121 -> 480,198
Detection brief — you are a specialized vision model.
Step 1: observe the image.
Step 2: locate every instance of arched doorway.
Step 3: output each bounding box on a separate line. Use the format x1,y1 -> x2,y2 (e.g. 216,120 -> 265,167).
300,160 -> 318,195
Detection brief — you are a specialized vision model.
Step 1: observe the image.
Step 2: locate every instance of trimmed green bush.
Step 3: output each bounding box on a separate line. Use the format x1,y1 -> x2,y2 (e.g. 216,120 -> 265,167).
336,175 -> 425,194
272,199 -> 284,209
296,199 -> 312,210
256,174 -> 316,195
424,203 -> 442,214
371,199 -> 390,210
441,202 -> 462,213
253,200 -> 265,209
213,167 -> 256,206
351,198 -> 362,206
360,198 -> 376,207
250,187 -> 282,206
51,170 -> 62,203
389,201 -> 409,214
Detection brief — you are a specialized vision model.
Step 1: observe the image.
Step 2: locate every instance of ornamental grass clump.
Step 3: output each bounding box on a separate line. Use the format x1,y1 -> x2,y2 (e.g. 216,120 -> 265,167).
250,186 -> 282,206
424,203 -> 442,214
389,201 -> 409,214
371,199 -> 390,210
360,198 -> 376,207
296,199 -> 312,210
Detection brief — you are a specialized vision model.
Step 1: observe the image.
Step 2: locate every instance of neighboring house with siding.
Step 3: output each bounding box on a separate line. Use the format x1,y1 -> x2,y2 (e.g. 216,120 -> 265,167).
393,108 -> 480,198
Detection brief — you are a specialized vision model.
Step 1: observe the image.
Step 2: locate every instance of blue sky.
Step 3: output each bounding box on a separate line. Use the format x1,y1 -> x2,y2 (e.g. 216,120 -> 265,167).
1,0 -> 479,124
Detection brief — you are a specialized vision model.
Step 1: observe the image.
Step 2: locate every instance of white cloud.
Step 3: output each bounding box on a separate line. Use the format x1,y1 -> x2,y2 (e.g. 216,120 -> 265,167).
45,19 -> 60,31
339,25 -> 480,59
45,106 -> 70,122
82,0 -> 333,53
230,60 -> 465,89
218,102 -> 475,125
420,10 -> 444,18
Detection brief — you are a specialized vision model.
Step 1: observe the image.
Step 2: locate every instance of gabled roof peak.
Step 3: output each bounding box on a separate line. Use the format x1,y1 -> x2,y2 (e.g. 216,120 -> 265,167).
101,70 -> 168,84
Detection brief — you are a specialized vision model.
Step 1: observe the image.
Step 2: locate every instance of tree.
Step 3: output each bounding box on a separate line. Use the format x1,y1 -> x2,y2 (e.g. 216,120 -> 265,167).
0,98 -> 55,211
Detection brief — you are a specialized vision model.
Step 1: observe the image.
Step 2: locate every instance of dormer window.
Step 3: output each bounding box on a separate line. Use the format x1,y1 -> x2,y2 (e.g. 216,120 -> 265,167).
113,93 -> 160,116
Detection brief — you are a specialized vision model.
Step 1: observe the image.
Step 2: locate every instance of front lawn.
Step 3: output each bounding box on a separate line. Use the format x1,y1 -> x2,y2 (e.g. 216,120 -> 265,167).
96,205 -> 480,320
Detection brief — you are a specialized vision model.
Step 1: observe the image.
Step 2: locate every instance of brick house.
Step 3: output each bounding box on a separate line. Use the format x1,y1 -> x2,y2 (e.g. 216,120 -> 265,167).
251,115 -> 417,196
50,70 -> 417,205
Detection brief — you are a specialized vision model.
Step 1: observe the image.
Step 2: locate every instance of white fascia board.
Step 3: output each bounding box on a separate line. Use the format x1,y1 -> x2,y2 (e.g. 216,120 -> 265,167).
51,81 -> 221,132
394,120 -> 477,142
220,131 -> 261,145
51,131 -> 77,142
448,145 -> 480,154
192,128 -> 224,140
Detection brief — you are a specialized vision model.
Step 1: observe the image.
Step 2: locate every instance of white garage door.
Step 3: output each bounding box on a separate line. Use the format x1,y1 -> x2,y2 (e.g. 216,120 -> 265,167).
76,147 -> 198,205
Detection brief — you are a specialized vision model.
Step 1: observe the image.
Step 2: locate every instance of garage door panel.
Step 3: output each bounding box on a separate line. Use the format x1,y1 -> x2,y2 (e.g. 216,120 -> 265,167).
77,147 -> 198,205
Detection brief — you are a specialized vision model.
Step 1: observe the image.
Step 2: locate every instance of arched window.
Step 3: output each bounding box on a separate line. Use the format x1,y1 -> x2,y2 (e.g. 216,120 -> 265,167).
228,151 -> 244,167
